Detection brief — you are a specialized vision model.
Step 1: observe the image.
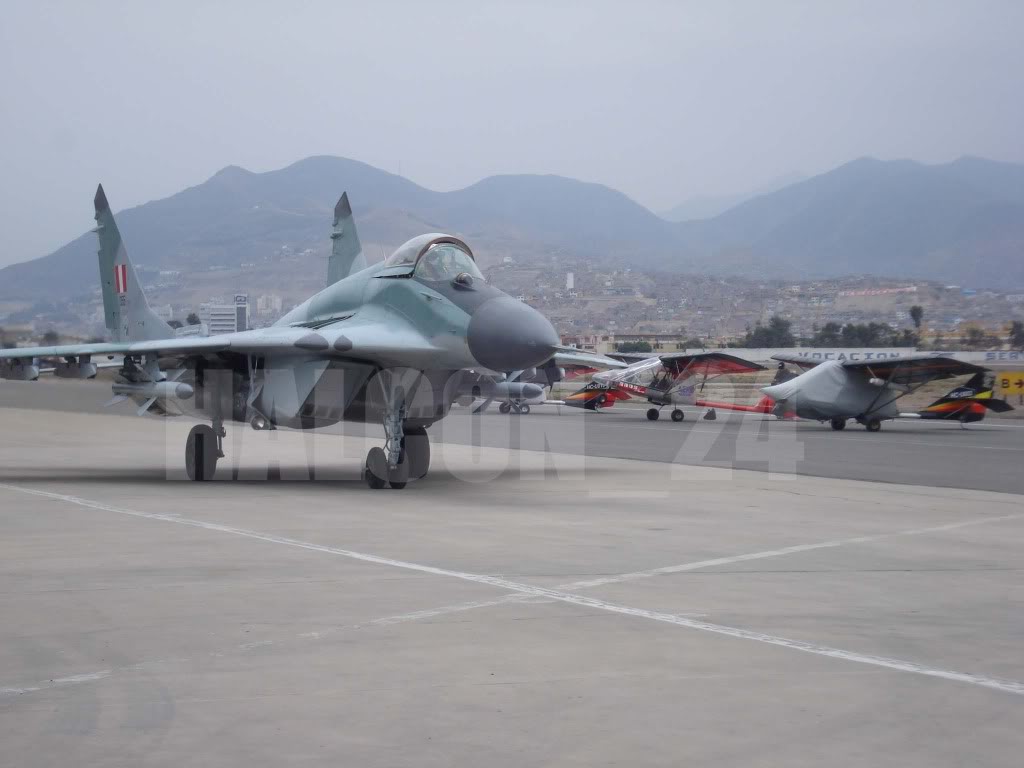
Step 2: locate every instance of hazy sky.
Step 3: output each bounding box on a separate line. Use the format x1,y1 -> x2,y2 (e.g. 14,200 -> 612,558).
1,0 -> 1022,266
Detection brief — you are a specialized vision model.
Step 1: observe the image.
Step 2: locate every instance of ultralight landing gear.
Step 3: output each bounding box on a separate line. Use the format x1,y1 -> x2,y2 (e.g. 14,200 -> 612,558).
671,409 -> 685,422
647,408 -> 660,421
499,402 -> 511,414
830,417 -> 847,431
865,418 -> 882,433
185,423 -> 223,481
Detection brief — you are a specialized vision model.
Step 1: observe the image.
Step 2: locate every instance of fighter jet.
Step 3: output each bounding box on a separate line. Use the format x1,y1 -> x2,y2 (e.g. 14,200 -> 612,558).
0,186 -> 562,488
762,354 -> 1012,431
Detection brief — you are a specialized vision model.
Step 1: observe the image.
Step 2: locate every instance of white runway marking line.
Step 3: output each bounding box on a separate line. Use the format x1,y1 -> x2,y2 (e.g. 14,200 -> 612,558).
0,669 -> 112,696
565,512 -> 1024,590
4,483 -> 1024,698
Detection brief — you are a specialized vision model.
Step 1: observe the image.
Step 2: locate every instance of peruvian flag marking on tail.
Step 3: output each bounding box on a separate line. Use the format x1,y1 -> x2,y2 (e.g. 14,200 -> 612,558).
114,264 -> 128,295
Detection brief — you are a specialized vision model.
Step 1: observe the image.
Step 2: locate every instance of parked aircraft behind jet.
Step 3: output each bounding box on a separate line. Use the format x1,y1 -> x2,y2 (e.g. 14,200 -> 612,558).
564,352 -> 765,421
0,187 -> 567,488
763,354 -> 1012,431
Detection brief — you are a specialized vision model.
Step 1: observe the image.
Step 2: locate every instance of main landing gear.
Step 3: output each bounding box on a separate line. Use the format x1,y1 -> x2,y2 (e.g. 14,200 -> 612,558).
646,407 -> 685,422
498,400 -> 530,415
364,395 -> 431,490
841,416 -> 882,432
185,421 -> 225,481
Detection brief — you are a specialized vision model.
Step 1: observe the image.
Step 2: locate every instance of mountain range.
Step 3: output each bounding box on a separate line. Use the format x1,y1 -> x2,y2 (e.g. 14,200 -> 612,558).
2,154 -> 1022,304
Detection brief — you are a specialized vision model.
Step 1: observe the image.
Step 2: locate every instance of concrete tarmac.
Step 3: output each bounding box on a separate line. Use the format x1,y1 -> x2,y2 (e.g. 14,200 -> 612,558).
3,378 -> 1023,493
1,406 -> 1023,767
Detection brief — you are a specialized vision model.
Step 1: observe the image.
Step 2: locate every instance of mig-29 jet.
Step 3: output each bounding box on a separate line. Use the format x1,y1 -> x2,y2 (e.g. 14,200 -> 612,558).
0,187 -> 562,488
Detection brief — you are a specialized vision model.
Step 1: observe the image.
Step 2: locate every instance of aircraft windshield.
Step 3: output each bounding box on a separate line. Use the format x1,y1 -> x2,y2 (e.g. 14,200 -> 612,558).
414,244 -> 484,282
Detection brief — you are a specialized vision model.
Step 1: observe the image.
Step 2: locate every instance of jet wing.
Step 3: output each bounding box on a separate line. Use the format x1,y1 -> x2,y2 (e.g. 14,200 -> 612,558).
1,315 -> 441,371
551,348 -> 626,370
840,355 -> 984,386
0,337 -> 227,361
659,352 -> 766,378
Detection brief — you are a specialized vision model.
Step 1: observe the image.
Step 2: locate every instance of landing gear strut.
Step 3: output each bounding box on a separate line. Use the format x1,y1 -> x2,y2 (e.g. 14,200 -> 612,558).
364,391 -> 431,489
186,421 -> 224,481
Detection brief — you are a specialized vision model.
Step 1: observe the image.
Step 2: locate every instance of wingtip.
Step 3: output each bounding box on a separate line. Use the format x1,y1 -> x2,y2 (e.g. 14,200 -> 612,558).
94,184 -> 109,214
334,192 -> 351,222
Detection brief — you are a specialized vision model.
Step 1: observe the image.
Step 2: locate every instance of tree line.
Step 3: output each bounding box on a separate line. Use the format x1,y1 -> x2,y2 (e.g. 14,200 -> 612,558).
732,311 -> 1024,350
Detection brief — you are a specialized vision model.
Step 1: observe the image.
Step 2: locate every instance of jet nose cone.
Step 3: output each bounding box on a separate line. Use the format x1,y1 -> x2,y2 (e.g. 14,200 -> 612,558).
468,297 -> 559,372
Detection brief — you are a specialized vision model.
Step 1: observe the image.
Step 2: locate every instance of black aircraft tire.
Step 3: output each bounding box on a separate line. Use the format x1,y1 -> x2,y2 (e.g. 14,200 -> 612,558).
185,425 -> 218,481
671,409 -> 685,422
388,455 -> 410,489
865,418 -> 882,433
646,408 -> 660,421
364,447 -> 388,489
499,402 -> 511,414
830,417 -> 847,431
404,427 -> 430,480
518,403 -> 530,415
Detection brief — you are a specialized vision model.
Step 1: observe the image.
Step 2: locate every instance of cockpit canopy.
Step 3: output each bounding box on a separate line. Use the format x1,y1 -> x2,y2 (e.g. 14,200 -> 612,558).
383,233 -> 484,282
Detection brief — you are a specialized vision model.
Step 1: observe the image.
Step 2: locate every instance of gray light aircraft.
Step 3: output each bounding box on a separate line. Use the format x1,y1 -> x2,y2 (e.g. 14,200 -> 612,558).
0,186 -> 566,488
762,354 -> 1011,431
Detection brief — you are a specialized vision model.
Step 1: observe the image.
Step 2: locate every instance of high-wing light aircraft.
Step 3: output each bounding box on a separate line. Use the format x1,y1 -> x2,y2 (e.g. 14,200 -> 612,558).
762,354 -> 1012,431
563,352 -> 765,421
0,187 -> 563,488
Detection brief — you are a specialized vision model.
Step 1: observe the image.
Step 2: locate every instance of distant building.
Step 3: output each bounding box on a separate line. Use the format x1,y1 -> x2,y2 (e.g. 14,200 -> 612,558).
256,294 -> 283,314
200,294 -> 248,335
566,271 -> 575,291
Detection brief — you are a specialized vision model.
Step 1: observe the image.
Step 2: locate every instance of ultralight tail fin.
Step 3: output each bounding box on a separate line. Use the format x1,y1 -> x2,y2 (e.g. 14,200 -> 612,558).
327,192 -> 366,285
94,185 -> 173,343
917,371 -> 1014,422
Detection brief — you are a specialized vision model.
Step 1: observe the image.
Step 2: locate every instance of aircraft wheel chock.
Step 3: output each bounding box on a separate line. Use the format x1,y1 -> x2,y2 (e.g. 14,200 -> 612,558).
364,447 -> 388,489
830,417 -> 846,431
185,425 -> 218,481
671,409 -> 685,422
646,408 -> 660,421
865,418 -> 882,433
